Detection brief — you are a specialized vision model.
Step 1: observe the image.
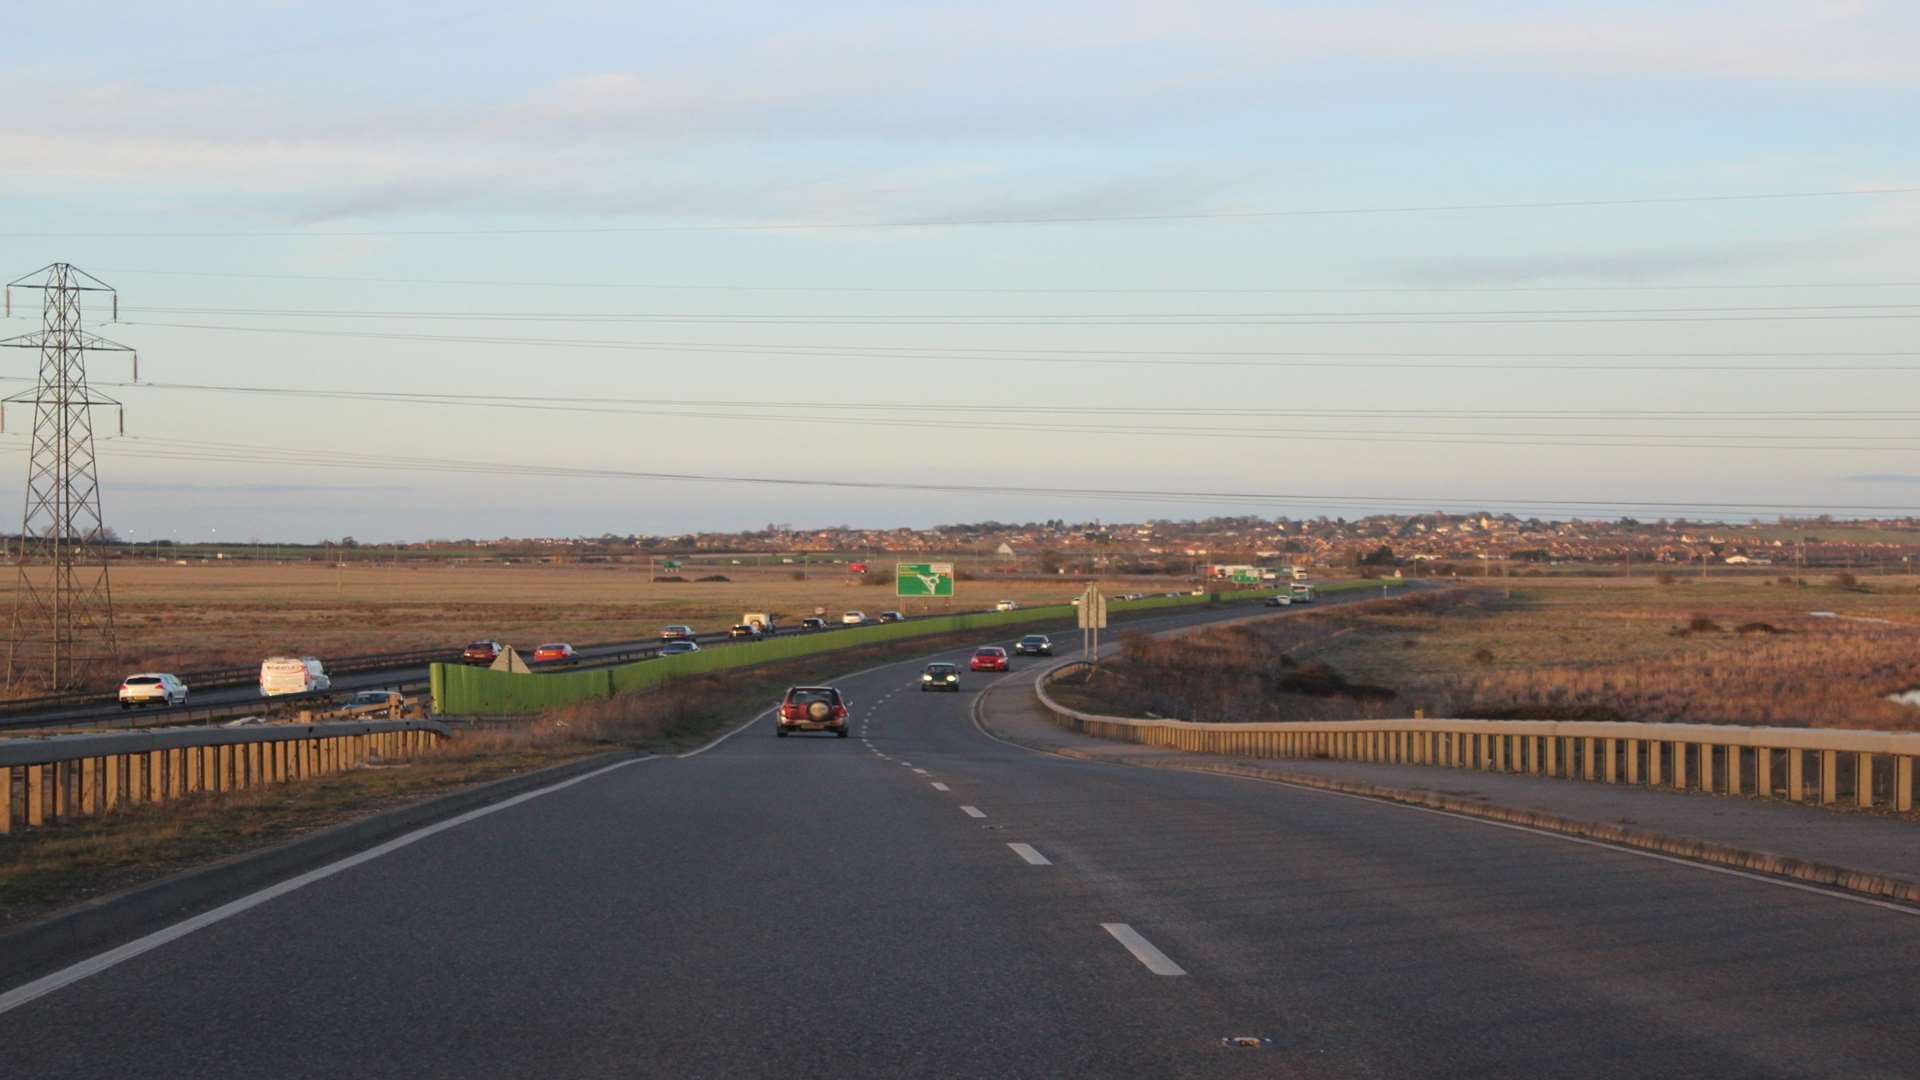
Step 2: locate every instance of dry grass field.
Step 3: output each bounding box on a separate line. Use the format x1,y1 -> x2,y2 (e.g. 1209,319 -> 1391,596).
69,561 -> 1179,687
1077,574 -> 1920,731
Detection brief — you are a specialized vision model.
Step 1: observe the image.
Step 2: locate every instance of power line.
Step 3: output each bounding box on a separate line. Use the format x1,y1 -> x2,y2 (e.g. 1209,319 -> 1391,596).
76,434 -> 1920,515
113,320 -> 1920,373
10,185 -> 1917,237
117,303 -> 1920,326
91,266 -> 1920,295
79,379 -> 1920,422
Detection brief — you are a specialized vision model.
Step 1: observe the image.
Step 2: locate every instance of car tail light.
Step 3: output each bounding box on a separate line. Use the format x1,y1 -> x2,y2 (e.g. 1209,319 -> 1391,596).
832,705 -> 847,718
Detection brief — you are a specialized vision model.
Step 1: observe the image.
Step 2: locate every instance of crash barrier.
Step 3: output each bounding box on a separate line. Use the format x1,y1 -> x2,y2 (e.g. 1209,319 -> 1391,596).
0,716 -> 449,834
1036,661 -> 1920,814
431,580 -> 1399,716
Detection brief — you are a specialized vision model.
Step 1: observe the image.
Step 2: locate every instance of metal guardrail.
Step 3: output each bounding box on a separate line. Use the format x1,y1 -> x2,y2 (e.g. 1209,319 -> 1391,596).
0,715 -> 449,833
1035,661 -> 1920,814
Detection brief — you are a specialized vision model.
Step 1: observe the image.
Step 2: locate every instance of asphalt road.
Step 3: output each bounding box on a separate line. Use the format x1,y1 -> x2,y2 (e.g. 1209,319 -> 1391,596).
6,597 -> 1918,1077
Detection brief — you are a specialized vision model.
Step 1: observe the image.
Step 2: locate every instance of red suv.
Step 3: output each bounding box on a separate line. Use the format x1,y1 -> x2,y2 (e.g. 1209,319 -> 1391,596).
969,646 -> 1009,672
778,686 -> 850,738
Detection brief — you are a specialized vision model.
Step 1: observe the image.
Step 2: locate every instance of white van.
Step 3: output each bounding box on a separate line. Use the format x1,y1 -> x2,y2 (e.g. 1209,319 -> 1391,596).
1289,583 -> 1317,603
741,612 -> 777,634
260,656 -> 332,696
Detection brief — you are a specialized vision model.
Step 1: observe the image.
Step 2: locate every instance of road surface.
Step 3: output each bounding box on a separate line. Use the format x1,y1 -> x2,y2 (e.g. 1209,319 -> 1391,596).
4,600 -> 1917,1077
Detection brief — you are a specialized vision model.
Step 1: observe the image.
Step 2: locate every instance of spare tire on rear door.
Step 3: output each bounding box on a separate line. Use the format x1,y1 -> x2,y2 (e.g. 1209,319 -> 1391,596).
808,700 -> 832,722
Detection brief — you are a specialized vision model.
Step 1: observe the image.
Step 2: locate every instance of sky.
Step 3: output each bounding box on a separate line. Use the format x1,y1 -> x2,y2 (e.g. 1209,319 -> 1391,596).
2,0 -> 1918,542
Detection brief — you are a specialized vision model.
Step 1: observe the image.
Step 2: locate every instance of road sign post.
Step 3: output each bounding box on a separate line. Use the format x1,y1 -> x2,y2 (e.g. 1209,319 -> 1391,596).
1077,585 -> 1108,667
895,562 -> 955,598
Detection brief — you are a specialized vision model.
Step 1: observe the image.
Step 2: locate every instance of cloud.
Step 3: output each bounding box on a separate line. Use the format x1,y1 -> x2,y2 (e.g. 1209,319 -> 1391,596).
1386,228 -> 1913,286
1843,474 -> 1920,484
111,481 -> 411,494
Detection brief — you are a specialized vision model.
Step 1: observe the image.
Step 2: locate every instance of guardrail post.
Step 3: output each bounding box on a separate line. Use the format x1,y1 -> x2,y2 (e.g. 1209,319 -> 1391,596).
1626,739 -> 1640,784
1725,747 -> 1741,796
1603,739 -> 1618,783
1582,737 -> 1597,781
1788,749 -> 1805,801
1699,742 -> 1715,793
0,766 -> 12,833
104,754 -> 122,810
1857,753 -> 1874,809
165,748 -> 182,798
1757,746 -> 1773,798
1671,742 -> 1686,790
1899,757 -> 1914,813
26,763 -> 45,826
1821,750 -> 1838,804
1647,741 -> 1663,787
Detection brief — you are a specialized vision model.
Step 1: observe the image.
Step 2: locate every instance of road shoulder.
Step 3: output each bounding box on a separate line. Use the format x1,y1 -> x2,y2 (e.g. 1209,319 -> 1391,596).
975,671 -> 1920,906
0,750 -> 634,991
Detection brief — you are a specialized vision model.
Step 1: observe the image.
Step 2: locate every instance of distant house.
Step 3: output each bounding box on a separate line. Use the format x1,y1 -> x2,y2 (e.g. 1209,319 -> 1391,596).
995,542 -> 1017,557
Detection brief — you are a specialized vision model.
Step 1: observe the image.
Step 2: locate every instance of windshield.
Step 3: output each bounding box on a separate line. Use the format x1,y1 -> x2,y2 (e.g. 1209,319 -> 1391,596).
13,9 -> 1917,1076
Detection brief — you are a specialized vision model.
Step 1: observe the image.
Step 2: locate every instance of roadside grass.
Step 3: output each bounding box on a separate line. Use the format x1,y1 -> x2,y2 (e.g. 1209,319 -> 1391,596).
1063,577 -> 1920,730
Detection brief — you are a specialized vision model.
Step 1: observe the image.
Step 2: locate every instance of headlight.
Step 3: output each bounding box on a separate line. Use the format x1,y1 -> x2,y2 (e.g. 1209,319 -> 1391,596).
922,673 -> 933,681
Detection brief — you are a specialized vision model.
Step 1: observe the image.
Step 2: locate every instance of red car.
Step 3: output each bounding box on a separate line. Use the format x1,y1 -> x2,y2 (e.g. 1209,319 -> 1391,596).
969,646 -> 1009,672
532,643 -> 576,663
461,640 -> 503,665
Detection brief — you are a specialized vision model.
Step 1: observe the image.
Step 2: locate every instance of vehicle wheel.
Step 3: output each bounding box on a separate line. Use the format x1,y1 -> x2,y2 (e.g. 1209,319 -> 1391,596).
120,702 -> 130,710
835,728 -> 849,738
776,726 -> 789,737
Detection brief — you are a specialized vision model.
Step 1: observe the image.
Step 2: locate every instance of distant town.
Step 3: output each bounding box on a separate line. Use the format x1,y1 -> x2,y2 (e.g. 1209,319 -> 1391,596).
96,513 -> 1920,573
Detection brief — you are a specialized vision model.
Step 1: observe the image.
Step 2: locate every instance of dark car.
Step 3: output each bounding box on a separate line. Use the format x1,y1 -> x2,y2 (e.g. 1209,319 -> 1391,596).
462,640 -> 503,665
659,625 -> 695,642
661,640 -> 701,656
799,617 -> 827,631
778,686 -> 849,737
879,611 -> 907,623
729,624 -> 764,640
920,662 -> 961,692
1014,634 -> 1053,656
969,646 -> 1009,672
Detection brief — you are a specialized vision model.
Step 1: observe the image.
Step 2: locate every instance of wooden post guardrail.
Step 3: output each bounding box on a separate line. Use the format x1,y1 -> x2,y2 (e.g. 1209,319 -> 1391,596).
1034,661 -> 1920,816
0,715 -> 449,834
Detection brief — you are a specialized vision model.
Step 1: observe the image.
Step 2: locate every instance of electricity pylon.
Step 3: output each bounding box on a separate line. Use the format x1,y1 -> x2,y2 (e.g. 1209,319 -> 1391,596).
0,264 -> 135,689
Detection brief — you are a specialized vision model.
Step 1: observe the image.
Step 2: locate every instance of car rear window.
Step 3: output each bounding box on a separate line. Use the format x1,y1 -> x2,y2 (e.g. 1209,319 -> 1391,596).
125,676 -> 161,685
975,648 -> 1001,656
787,688 -> 839,706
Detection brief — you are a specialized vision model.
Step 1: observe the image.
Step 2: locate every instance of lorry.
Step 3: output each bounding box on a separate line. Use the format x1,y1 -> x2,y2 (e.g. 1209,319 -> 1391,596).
741,612 -> 778,635
260,656 -> 332,696
1289,583 -> 1317,603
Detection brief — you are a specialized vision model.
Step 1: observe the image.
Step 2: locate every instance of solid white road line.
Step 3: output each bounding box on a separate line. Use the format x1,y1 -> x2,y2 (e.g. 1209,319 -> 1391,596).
961,805 -> 987,819
0,756 -> 656,1015
1101,923 -> 1187,976
1008,843 -> 1052,866
931,782 -> 950,791
679,706 -> 774,759
912,768 -> 929,775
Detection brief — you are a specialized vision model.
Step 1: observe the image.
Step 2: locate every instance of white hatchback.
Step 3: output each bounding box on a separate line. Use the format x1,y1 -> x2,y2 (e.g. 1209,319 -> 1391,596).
119,672 -> 188,708
841,611 -> 867,625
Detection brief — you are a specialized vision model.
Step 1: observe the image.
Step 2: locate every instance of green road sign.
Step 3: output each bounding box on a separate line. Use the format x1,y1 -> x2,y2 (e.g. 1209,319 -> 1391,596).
661,559 -> 681,570
896,561 -> 955,597
1230,569 -> 1260,584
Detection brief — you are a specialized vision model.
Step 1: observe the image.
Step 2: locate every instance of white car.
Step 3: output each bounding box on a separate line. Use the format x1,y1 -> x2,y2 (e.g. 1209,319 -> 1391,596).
119,672 -> 188,708
842,611 -> 867,625
995,600 -> 1019,612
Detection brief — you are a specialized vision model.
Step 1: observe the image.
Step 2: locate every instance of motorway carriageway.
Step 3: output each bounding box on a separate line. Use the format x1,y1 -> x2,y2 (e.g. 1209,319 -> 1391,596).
6,597 -> 1920,1077
1,617 -> 933,730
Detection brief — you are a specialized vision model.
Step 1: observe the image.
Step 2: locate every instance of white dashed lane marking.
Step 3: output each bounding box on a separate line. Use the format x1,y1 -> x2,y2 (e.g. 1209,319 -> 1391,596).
1007,843 -> 1052,866
1101,924 -> 1187,976
961,805 -> 987,819
931,782 -> 950,791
